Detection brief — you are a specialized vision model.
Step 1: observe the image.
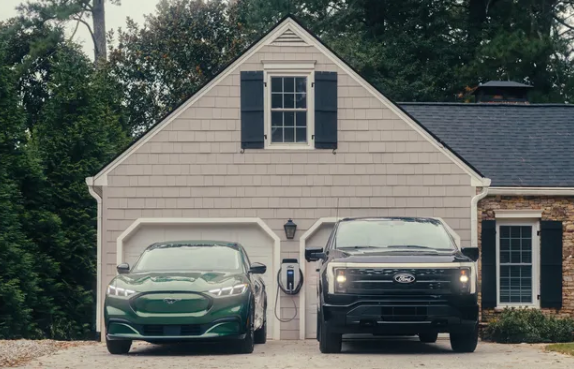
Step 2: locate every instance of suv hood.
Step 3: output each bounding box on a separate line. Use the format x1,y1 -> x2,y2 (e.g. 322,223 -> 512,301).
113,271 -> 247,293
328,248 -> 473,263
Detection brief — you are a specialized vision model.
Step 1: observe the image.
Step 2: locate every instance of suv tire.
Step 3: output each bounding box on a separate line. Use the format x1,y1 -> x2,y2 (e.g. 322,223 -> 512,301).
319,314 -> 342,354
238,308 -> 255,354
450,325 -> 478,353
419,332 -> 438,343
106,338 -> 132,355
254,313 -> 267,344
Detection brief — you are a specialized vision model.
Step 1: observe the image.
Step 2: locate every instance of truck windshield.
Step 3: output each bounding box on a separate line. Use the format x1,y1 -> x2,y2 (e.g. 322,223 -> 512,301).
335,219 -> 456,252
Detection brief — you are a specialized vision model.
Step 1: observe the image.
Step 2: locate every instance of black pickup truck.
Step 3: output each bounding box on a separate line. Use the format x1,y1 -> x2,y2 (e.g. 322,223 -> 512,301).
305,217 -> 479,354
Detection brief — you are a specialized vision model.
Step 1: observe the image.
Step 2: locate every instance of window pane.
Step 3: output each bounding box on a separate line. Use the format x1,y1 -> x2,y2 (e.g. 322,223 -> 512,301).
272,94 -> 283,108
284,127 -> 295,142
272,112 -> 283,126
500,251 -> 510,263
296,112 -> 307,127
296,128 -> 307,143
522,238 -> 531,251
284,77 -> 295,93
296,77 -> 306,93
500,238 -> 510,250
521,226 -> 532,238
284,111 -> 294,127
510,238 -> 520,251
271,127 -> 283,143
510,252 -> 521,263
522,251 -> 532,263
271,77 -> 282,93
295,93 -> 307,108
511,227 -> 521,238
500,226 -> 510,238
284,93 -> 295,109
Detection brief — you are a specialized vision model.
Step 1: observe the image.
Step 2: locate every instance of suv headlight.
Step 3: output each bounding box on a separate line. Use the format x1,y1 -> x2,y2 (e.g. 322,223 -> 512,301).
208,283 -> 248,297
107,281 -> 137,297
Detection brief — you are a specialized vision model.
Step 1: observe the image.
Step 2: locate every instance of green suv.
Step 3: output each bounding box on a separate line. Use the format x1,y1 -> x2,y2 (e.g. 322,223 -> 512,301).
104,241 -> 268,354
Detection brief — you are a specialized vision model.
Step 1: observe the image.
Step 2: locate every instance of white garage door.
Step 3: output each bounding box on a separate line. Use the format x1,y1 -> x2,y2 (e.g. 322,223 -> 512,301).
122,222 -> 276,339
304,223 -> 335,339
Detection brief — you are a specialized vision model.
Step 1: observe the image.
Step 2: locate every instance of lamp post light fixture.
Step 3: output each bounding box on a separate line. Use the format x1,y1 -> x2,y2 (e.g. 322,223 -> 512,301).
284,219 -> 297,240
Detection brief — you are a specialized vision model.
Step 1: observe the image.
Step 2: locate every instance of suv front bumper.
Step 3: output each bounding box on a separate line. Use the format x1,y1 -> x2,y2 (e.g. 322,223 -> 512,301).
322,295 -> 478,335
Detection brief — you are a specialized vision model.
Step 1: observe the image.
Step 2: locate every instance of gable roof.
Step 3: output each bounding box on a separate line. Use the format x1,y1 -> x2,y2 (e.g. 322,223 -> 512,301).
89,15 -> 488,187
400,103 -> 574,187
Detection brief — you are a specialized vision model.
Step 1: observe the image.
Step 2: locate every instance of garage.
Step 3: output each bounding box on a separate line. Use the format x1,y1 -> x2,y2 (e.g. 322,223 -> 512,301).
115,218 -> 281,340
300,219 -> 338,339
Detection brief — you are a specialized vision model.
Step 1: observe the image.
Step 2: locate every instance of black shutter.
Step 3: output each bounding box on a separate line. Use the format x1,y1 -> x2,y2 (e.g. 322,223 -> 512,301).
481,220 -> 497,309
240,71 -> 264,149
540,221 -> 563,309
314,72 -> 338,149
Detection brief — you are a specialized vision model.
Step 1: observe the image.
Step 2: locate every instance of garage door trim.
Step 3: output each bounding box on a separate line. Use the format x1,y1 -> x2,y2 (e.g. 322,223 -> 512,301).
116,217 -> 281,341
298,217 -> 340,340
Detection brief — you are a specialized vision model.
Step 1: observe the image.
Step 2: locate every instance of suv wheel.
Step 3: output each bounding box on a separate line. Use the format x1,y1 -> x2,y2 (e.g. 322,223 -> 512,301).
450,325 -> 478,353
319,313 -> 342,354
419,332 -> 438,343
106,337 -> 132,355
254,313 -> 267,344
237,308 -> 255,354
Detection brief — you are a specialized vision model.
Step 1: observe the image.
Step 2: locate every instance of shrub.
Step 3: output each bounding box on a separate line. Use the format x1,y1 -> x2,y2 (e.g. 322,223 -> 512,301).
483,309 -> 574,343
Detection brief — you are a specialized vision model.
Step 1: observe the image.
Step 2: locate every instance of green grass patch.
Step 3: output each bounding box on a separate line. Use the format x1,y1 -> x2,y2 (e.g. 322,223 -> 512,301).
547,343 -> 574,356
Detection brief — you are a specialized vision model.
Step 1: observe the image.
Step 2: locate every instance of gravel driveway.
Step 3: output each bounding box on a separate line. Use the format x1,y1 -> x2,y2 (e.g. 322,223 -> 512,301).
12,337 -> 574,369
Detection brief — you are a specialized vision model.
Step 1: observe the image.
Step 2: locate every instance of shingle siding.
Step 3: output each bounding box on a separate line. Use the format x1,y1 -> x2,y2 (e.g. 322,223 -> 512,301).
101,43 -> 475,339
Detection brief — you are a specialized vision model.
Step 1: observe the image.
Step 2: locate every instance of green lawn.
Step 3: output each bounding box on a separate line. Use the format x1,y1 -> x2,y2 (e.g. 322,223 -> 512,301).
546,343 -> 574,356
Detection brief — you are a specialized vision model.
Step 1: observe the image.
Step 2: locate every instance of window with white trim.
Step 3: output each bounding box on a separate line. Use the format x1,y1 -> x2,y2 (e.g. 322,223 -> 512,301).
496,220 -> 540,308
265,71 -> 314,148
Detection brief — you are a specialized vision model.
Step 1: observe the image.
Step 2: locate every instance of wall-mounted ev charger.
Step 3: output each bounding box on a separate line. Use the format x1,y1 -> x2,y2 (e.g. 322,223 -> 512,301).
274,258 -> 304,322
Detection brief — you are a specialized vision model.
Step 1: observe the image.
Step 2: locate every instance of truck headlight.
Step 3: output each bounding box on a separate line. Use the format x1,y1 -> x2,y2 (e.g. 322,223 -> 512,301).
335,269 -> 347,293
459,268 -> 471,293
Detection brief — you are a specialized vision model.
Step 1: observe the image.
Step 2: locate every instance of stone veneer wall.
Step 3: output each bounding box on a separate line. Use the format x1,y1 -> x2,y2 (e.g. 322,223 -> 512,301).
477,194 -> 574,320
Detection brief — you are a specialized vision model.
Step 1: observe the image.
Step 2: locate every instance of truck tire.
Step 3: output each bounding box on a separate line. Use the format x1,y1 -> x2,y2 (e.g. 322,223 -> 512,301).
419,332 -> 438,343
106,338 -> 132,355
450,325 -> 478,353
319,314 -> 342,354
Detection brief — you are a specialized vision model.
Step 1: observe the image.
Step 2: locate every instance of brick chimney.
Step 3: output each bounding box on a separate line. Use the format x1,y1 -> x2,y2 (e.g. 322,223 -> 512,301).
473,81 -> 532,104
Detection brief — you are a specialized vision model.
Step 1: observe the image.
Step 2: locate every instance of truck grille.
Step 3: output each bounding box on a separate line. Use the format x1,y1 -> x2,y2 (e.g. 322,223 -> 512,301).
341,268 -> 458,295
141,324 -> 202,336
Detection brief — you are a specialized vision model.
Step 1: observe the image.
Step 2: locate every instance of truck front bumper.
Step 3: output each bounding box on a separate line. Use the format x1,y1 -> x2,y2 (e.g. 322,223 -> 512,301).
322,295 -> 478,335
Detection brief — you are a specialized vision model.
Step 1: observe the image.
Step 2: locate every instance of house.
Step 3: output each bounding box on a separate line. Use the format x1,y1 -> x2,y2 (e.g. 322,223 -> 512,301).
86,16 -> 574,341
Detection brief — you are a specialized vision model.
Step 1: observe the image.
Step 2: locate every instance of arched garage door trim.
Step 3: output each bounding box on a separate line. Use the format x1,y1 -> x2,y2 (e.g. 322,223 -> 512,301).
117,217 -> 281,341
298,217 -> 340,340
297,216 -> 462,340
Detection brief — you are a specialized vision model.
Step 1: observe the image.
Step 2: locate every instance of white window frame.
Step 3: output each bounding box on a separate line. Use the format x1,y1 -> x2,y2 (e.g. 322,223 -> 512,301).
495,219 -> 540,309
263,70 -> 315,150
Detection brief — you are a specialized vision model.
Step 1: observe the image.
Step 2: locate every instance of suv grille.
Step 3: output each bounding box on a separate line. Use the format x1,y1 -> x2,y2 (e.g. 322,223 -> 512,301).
341,268 -> 458,295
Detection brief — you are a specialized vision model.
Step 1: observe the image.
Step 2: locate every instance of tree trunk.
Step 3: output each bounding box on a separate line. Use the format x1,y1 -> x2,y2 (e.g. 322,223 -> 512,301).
92,0 -> 107,61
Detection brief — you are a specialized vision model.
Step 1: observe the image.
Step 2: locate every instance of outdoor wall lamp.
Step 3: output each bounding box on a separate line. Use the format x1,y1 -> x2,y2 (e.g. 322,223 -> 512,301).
284,219 -> 297,240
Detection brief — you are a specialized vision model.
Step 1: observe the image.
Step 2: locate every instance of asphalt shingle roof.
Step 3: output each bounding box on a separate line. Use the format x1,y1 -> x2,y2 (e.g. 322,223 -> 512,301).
399,103 -> 574,187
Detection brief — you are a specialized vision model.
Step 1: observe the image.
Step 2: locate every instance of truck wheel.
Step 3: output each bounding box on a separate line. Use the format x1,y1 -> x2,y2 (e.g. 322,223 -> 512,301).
450,325 -> 478,353
319,314 -> 342,354
419,332 -> 438,343
106,338 -> 132,355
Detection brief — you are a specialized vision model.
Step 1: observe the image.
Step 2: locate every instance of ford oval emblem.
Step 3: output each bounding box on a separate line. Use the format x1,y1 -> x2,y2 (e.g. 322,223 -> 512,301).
394,273 -> 416,284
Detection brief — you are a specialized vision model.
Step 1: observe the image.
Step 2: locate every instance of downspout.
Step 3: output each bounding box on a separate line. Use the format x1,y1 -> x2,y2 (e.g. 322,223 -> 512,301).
86,177 -> 102,341
471,184 -> 490,248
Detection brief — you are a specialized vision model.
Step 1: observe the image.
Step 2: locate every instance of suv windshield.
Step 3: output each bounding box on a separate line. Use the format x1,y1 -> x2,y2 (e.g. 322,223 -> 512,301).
131,245 -> 243,273
335,219 -> 456,252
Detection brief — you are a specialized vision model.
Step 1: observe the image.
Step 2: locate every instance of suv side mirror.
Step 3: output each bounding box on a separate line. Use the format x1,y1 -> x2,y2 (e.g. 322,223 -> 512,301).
461,247 -> 479,262
305,247 -> 325,262
117,263 -> 130,274
250,262 -> 267,274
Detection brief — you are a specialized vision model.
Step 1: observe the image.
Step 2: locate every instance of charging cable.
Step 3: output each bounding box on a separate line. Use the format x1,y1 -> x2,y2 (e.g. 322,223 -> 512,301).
274,268 -> 304,323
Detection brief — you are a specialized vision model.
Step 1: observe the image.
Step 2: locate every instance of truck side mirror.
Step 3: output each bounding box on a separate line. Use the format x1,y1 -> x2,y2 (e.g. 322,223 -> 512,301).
305,247 -> 325,262
117,263 -> 130,274
461,247 -> 479,262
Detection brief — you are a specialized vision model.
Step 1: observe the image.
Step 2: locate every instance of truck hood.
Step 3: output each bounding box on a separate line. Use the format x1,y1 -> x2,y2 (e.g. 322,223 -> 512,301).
112,271 -> 247,293
327,249 -> 473,264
